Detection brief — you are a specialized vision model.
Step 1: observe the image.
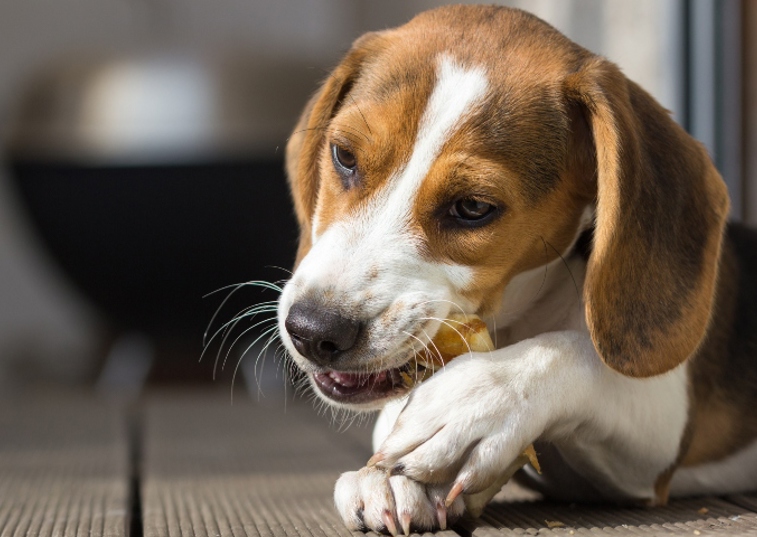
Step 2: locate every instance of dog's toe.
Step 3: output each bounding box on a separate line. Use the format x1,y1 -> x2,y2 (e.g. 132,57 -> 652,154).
335,467 -> 398,533
334,466 -> 459,535
388,475 -> 436,532
334,470 -> 367,530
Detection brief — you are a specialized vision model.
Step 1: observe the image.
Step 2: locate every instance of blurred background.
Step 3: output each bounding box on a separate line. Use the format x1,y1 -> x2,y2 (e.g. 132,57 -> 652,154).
0,0 -> 753,398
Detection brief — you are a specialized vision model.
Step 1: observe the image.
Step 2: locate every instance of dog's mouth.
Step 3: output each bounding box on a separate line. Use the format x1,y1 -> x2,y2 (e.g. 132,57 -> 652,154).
311,361 -> 421,405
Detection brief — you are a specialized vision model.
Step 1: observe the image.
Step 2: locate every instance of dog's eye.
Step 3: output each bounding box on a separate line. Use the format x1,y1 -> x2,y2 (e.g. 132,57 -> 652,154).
449,198 -> 498,224
332,144 -> 357,173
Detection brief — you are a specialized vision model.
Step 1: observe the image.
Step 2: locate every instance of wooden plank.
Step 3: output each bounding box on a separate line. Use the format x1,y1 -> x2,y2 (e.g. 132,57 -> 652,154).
726,494 -> 757,513
1,392 -> 754,537
140,394 -> 392,537
462,495 -> 757,536
0,395 -> 131,537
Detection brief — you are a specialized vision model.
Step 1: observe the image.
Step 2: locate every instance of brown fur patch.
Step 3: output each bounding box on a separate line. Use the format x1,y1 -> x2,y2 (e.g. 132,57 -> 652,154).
414,145 -> 590,312
310,74 -> 432,234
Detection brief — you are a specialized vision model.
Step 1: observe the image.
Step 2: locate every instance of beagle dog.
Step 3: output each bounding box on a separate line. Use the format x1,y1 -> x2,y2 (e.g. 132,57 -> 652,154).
277,5 -> 757,534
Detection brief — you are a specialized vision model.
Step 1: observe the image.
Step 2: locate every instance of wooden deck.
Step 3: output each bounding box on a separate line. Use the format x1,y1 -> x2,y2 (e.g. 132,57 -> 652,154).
2,393 -> 757,537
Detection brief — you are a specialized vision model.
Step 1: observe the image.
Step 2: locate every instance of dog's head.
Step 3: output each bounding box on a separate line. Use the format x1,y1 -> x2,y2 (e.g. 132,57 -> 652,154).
277,5 -> 729,410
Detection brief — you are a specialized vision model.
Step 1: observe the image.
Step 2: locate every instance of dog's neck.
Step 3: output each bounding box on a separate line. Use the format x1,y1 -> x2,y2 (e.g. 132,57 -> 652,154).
489,249 -> 588,349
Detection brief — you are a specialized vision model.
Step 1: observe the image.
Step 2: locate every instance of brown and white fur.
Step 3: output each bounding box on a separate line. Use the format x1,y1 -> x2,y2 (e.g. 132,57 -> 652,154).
276,5 -> 757,534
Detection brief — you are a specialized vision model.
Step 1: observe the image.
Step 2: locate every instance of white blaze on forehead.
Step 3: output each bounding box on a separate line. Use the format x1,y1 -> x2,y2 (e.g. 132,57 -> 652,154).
312,54 -> 489,243
386,54 -> 489,215
361,55 -> 488,292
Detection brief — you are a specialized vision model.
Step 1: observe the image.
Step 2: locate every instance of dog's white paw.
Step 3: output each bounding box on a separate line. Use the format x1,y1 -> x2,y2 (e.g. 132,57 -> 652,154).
334,466 -> 464,535
370,350 -> 550,499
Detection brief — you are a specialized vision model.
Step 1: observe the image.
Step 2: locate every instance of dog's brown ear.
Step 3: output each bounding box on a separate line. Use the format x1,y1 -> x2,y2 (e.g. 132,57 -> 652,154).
286,32 -> 385,266
566,57 -> 729,377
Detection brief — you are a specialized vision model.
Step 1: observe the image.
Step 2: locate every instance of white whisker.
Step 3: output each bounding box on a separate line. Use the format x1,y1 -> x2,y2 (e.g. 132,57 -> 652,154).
201,278 -> 288,407
201,303 -> 278,367
203,280 -> 283,346
413,298 -> 468,316
418,327 -> 446,371
220,316 -> 278,373
230,324 -> 281,404
421,315 -> 475,360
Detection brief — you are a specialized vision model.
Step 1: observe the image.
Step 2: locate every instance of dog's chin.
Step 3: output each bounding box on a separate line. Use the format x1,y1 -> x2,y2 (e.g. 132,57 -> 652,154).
307,363 -> 414,411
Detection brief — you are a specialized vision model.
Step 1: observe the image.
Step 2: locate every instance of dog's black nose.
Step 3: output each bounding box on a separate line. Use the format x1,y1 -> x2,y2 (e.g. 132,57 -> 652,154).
285,301 -> 361,365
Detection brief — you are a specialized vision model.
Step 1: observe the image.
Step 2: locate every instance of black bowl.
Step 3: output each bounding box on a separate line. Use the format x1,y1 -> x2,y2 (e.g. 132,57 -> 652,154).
8,157 -> 297,341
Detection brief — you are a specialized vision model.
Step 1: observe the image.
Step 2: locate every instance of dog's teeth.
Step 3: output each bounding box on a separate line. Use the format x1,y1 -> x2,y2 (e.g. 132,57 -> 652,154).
328,371 -> 359,388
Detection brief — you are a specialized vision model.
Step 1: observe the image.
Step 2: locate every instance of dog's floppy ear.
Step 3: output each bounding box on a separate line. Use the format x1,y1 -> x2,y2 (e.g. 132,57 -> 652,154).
286,32 -> 385,266
566,57 -> 729,377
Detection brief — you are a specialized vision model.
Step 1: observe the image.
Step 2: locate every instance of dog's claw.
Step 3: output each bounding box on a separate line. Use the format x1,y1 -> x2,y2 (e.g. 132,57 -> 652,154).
382,510 -> 398,536
400,512 -> 411,536
367,452 -> 385,467
445,481 -> 464,508
436,501 -> 447,531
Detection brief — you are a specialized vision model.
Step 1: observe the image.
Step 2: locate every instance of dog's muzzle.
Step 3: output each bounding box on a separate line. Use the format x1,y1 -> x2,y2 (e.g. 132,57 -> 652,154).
284,300 -> 362,367
282,298 -> 414,407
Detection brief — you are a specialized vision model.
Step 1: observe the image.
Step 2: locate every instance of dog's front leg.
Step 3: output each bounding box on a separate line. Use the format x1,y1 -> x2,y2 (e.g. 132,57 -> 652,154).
368,331 -> 594,506
370,330 -> 689,509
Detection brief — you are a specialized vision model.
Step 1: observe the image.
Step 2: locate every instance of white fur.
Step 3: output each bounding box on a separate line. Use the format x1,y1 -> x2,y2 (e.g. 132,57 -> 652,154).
373,397 -> 406,451
491,205 -> 594,342
359,240 -> 689,527
492,254 -> 587,343
338,212 -> 690,528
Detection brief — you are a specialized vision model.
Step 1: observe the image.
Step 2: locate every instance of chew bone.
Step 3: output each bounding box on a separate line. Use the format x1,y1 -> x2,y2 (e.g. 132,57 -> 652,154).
419,313 -> 495,369
400,313 -> 494,387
